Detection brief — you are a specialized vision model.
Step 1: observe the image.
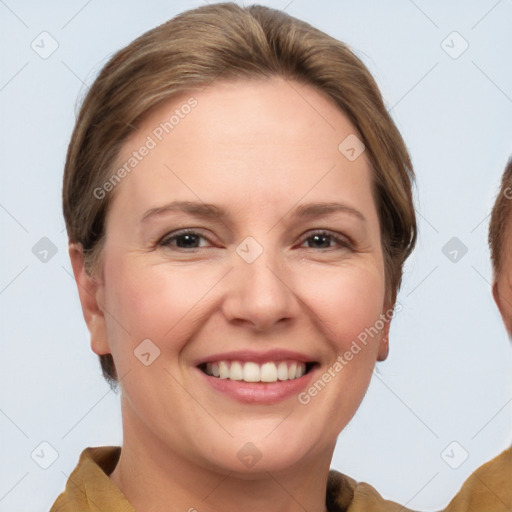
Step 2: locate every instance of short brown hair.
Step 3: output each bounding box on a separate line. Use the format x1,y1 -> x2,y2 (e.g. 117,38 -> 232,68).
489,158 -> 512,277
63,2 -> 417,387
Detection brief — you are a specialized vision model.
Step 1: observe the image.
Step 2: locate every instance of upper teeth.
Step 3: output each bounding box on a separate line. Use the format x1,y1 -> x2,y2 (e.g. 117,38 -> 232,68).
204,360 -> 307,383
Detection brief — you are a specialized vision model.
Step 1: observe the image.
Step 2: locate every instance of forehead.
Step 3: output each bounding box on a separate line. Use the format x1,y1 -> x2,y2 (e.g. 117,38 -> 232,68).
124,78 -> 361,158
109,78 -> 376,221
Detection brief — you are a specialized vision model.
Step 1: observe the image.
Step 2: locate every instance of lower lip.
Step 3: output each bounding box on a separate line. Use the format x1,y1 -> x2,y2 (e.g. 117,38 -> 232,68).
196,366 -> 317,404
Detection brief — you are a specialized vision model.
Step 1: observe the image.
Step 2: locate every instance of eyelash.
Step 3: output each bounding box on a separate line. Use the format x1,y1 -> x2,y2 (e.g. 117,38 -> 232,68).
158,229 -> 354,251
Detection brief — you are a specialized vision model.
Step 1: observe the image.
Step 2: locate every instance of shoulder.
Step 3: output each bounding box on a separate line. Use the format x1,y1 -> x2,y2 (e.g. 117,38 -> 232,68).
327,469 -> 416,512
49,446 -> 133,512
443,446 -> 512,512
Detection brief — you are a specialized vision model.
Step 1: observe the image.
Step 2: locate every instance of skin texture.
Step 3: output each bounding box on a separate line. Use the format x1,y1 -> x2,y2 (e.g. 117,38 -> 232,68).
70,78 -> 391,512
493,215 -> 512,337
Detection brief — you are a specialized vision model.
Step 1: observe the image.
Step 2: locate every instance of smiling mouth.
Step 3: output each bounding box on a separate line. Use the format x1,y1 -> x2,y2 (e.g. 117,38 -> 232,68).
198,360 -> 317,383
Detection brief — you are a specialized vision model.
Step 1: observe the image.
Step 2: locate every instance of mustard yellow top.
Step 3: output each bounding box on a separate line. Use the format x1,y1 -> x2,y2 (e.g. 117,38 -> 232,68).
50,446 -> 512,512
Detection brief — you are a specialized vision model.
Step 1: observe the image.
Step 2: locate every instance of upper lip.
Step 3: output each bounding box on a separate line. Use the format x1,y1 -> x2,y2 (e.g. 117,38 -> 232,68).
194,349 -> 318,366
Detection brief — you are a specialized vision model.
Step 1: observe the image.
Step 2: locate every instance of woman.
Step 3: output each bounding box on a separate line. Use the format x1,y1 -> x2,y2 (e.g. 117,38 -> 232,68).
51,3 -> 509,511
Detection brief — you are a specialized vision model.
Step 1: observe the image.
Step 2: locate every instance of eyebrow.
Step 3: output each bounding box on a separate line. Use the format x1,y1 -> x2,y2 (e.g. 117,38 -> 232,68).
141,200 -> 366,223
141,201 -> 228,223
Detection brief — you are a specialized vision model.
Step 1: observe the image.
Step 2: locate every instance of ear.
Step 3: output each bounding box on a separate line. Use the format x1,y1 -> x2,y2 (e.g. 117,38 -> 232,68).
68,243 -> 111,356
493,280 -> 501,312
377,307 -> 392,362
492,280 -> 505,318
376,325 -> 390,361
493,279 -> 512,337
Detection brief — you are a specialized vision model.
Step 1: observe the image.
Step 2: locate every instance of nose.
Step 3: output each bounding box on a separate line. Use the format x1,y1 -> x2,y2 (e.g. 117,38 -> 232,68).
221,244 -> 299,332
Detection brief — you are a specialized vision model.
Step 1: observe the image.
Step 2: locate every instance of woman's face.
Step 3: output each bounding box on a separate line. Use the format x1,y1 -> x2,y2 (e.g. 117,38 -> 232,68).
86,78 -> 390,474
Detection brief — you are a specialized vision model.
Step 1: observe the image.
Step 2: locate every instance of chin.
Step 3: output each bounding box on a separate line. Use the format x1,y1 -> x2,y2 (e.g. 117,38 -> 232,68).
198,431 -> 326,478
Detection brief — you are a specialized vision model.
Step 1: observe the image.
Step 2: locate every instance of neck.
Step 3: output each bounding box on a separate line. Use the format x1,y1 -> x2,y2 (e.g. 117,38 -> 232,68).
109,409 -> 333,512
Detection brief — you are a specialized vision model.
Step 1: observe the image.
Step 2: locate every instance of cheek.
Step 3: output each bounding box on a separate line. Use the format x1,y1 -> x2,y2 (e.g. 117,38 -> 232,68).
102,255 -> 216,359
297,262 -> 386,351
293,265 -> 386,434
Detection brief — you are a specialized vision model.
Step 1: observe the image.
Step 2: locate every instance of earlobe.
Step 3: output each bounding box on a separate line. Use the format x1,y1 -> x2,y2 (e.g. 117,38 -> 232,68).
493,279 -> 512,337
68,243 -> 111,356
377,336 -> 389,361
492,280 -> 503,317
377,309 -> 391,361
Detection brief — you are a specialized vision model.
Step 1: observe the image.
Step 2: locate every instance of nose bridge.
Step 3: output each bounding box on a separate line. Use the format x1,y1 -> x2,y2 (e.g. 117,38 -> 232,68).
223,235 -> 297,330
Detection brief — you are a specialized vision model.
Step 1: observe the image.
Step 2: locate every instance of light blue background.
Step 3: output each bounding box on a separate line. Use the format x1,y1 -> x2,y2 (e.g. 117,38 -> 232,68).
1,1 -> 512,510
